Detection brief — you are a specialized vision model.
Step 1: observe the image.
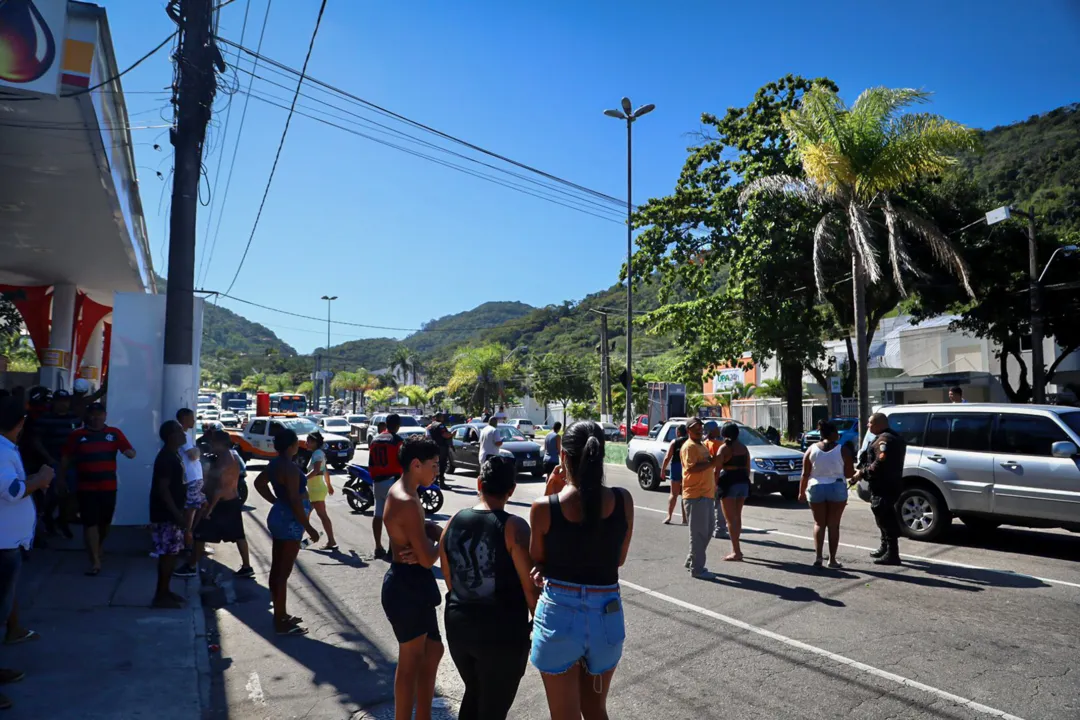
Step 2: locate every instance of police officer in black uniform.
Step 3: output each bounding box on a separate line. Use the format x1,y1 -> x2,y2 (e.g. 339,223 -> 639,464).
854,412 -> 905,565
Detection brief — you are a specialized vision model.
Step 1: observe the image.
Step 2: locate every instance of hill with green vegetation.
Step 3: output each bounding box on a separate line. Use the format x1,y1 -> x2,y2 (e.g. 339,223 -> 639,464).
322,301 -> 535,369
154,275 -> 296,358
965,103 -> 1079,238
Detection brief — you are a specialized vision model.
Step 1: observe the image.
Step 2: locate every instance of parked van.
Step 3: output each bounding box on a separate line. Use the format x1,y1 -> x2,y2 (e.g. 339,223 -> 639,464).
876,404 -> 1080,541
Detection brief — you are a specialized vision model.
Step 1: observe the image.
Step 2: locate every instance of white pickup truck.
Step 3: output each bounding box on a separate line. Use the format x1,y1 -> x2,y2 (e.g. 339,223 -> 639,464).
625,417 -> 805,498
228,415 -> 354,469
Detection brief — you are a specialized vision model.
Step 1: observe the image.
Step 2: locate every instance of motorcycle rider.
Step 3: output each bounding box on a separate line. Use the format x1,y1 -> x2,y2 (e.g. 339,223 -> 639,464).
368,413 -> 404,559
852,413 -> 905,566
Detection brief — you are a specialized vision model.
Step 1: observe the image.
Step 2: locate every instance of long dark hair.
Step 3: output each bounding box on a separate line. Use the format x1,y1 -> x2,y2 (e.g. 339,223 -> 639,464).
562,421 -> 606,530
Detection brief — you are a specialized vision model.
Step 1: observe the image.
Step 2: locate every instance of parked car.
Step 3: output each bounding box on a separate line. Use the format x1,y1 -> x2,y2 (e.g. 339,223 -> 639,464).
318,416 -> 354,441
505,418 -> 536,439
801,416 -> 860,451
601,422 -> 621,442
363,413 -> 424,443
626,418 -> 804,495
619,414 -> 650,440
218,411 -> 241,429
446,424 -> 545,478
873,403 -> 1080,542
228,416 -> 354,470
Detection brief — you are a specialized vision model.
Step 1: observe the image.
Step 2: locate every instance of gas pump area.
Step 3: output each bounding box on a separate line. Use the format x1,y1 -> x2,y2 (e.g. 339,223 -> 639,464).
1,0 -> 201,524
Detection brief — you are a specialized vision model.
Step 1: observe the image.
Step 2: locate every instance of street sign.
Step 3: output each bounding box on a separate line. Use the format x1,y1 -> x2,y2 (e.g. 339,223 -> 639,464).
830,376 -> 842,394
985,206 -> 1011,226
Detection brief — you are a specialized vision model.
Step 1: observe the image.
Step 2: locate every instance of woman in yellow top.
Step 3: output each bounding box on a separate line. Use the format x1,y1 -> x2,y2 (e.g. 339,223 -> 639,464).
680,418 -> 723,578
305,432 -> 338,550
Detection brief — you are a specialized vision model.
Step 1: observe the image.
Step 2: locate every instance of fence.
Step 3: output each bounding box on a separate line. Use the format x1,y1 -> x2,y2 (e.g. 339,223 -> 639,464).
729,397 -> 860,432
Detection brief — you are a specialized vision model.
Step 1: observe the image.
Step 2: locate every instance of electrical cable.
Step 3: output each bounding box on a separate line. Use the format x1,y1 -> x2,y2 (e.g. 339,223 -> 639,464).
200,0 -> 274,289
232,64 -> 629,218
196,0 -> 252,287
235,88 -> 625,224
0,32 -> 177,103
222,0 -> 320,295
215,35 -> 633,210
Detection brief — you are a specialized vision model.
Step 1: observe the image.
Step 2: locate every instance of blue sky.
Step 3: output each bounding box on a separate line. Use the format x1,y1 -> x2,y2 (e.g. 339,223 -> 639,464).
100,0 -> 1080,354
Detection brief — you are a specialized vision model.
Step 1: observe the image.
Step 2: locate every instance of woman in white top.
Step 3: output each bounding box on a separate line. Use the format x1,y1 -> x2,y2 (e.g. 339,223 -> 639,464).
798,420 -> 854,568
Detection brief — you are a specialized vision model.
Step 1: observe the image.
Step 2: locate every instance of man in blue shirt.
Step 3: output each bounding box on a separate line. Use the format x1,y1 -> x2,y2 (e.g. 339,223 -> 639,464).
0,397 -> 55,710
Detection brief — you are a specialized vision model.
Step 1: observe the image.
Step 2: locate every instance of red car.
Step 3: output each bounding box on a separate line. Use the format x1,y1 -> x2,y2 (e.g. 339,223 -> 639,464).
619,414 -> 650,440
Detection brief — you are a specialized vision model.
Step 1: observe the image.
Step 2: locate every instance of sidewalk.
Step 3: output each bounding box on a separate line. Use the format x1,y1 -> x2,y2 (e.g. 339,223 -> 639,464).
3,527 -> 206,720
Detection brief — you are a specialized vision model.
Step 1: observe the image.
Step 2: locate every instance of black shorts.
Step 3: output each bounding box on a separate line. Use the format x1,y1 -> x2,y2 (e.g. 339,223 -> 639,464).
543,461 -> 558,477
77,490 -> 117,528
195,497 -> 246,544
381,563 -> 441,644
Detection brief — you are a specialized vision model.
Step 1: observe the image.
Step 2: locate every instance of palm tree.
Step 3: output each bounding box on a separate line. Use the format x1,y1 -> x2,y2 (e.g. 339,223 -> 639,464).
389,345 -> 414,385
367,387 -> 396,411
398,384 -> 429,410
741,86 -> 977,429
355,367 -> 378,411
447,344 -> 517,414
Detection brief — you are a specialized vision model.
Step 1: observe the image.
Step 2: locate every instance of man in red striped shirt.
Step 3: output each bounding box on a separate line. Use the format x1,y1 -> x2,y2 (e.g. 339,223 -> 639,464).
61,403 -> 135,575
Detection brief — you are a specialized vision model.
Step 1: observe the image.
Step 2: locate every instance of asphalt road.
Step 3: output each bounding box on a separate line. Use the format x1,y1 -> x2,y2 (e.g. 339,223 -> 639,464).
201,445 -> 1080,719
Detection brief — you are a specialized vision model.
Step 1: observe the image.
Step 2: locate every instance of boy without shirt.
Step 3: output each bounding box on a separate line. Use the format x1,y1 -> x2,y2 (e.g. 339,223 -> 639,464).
381,435 -> 444,720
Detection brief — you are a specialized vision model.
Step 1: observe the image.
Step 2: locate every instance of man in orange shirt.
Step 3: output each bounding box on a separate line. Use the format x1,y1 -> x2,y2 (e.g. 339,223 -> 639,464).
680,418 -> 723,578
704,423 -> 728,539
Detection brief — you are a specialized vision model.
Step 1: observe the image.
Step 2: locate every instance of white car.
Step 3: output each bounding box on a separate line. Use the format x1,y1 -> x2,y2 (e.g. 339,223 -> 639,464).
505,418 -> 535,439
318,416 -> 354,440
219,411 -> 240,429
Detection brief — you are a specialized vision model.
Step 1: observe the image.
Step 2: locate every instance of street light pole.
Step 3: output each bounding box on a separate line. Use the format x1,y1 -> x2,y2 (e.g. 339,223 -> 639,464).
605,97 -> 654,438
320,295 -> 337,404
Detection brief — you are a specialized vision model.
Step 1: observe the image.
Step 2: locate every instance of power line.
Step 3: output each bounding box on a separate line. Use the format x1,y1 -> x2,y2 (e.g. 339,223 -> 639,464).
222,0 -> 326,296
214,35 -> 633,210
235,88 -> 626,224
0,32 -> 177,102
200,0 -> 273,288
196,0 -> 253,287
230,63 -> 629,219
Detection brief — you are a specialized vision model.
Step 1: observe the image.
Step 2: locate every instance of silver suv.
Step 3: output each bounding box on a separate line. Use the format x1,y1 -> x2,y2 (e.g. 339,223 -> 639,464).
877,404 -> 1080,541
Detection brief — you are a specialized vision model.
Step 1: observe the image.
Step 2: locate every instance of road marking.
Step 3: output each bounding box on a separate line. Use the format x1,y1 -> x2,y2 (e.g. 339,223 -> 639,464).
246,672 -> 266,706
620,579 -> 1026,720
632,503 -> 1080,590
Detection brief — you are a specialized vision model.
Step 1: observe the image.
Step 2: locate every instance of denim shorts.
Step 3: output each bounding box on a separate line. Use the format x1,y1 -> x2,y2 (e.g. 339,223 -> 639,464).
267,500 -> 310,542
530,581 -> 625,675
720,482 -> 749,499
807,480 -> 849,503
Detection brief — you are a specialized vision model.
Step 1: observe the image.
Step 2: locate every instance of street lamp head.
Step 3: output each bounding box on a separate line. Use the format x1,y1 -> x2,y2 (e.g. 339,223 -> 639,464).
1064,245 -> 1079,255
621,97 -> 632,114
604,109 -> 626,120
321,295 -> 338,301
633,103 -> 656,119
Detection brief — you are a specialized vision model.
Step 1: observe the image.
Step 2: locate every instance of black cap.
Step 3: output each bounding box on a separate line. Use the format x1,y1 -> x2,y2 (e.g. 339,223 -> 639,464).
29,387 -> 51,403
53,390 -> 71,400
87,401 -> 106,413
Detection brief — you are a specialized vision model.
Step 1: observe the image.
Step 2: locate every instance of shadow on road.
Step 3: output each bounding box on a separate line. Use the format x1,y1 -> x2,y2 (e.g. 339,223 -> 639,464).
704,570 -> 847,607
942,525 -> 1080,563
201,520 -> 399,718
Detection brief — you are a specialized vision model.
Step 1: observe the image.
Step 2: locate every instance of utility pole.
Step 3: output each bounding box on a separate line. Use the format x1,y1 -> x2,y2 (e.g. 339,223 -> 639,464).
1025,212 -> 1046,404
313,354 -> 321,406
162,0 -> 217,418
590,309 -> 611,420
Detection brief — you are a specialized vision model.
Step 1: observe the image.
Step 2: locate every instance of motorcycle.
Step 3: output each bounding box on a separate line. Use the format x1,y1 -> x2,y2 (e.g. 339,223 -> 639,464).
343,463 -> 444,516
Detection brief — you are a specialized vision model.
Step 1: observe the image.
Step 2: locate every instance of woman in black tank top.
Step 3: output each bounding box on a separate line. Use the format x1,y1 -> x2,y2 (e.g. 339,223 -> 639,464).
439,456 -> 537,720
717,422 -> 751,562
529,421 -> 635,720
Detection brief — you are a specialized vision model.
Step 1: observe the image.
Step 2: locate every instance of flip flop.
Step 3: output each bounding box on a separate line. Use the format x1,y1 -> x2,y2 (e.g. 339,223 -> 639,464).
812,558 -> 823,568
84,568 -> 101,577
285,615 -> 303,626
275,624 -> 308,636
4,630 -> 38,646
722,553 -> 744,562
662,519 -> 672,525
828,560 -> 843,569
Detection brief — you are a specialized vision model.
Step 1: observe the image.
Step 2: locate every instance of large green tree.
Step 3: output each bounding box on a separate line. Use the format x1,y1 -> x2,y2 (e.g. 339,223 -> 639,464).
742,86 -> 978,429
633,76 -> 839,439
